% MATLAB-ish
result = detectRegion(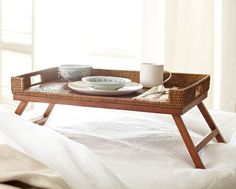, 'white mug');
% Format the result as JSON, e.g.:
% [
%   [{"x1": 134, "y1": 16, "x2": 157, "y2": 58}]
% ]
[{"x1": 140, "y1": 63, "x2": 172, "y2": 88}]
